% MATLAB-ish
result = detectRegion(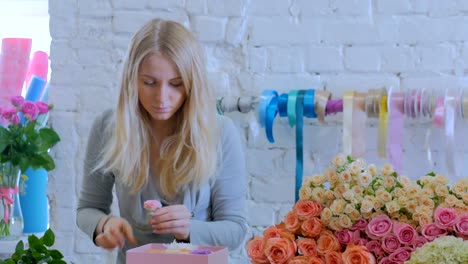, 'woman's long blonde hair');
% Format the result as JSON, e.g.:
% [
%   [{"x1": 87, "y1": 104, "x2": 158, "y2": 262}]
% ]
[{"x1": 96, "y1": 19, "x2": 219, "y2": 199}]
